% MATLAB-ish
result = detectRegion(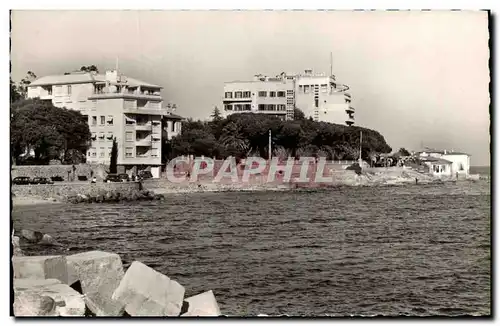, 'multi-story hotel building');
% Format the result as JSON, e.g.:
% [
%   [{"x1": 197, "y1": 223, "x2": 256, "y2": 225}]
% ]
[
  {"x1": 27, "y1": 69, "x2": 175, "y2": 178},
  {"x1": 222, "y1": 69, "x2": 354, "y2": 126}
]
